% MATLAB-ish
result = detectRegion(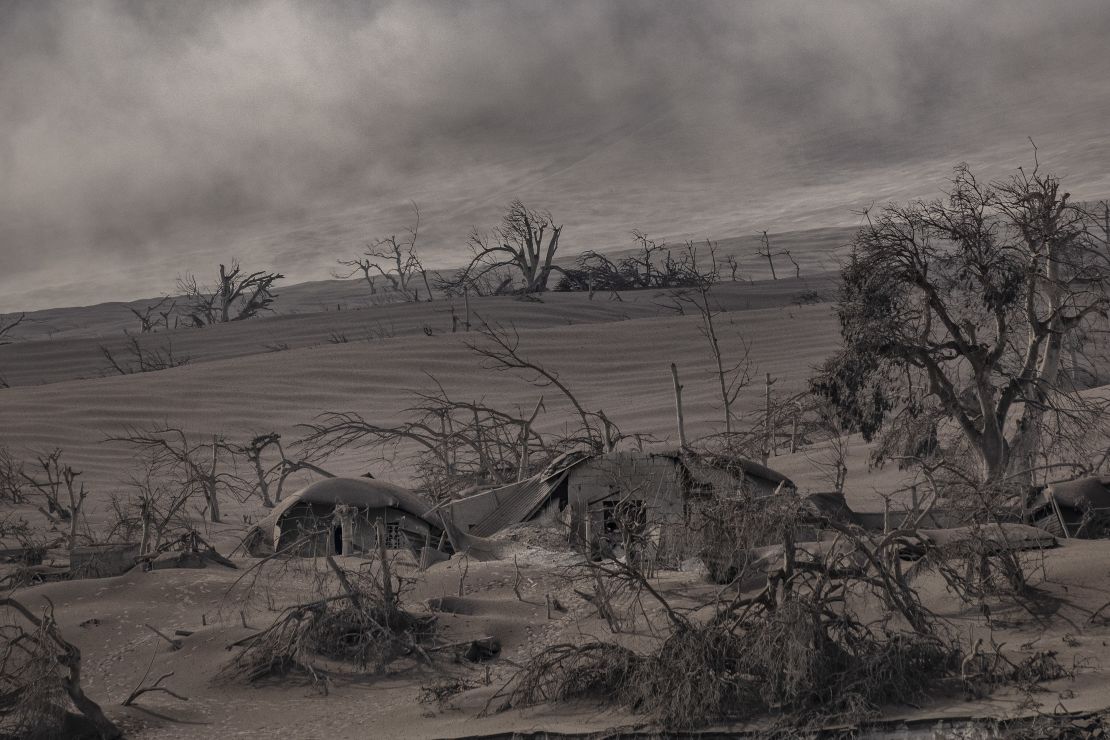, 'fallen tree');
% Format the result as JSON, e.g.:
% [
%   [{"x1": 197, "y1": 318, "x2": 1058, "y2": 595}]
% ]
[
  {"x1": 0, "y1": 597, "x2": 121, "y2": 739},
  {"x1": 493, "y1": 497, "x2": 1066, "y2": 730},
  {"x1": 222, "y1": 540, "x2": 434, "y2": 689}
]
